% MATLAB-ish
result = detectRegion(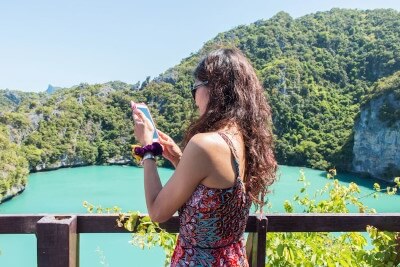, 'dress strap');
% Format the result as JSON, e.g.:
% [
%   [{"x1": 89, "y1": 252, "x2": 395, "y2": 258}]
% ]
[{"x1": 218, "y1": 132, "x2": 240, "y2": 178}]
